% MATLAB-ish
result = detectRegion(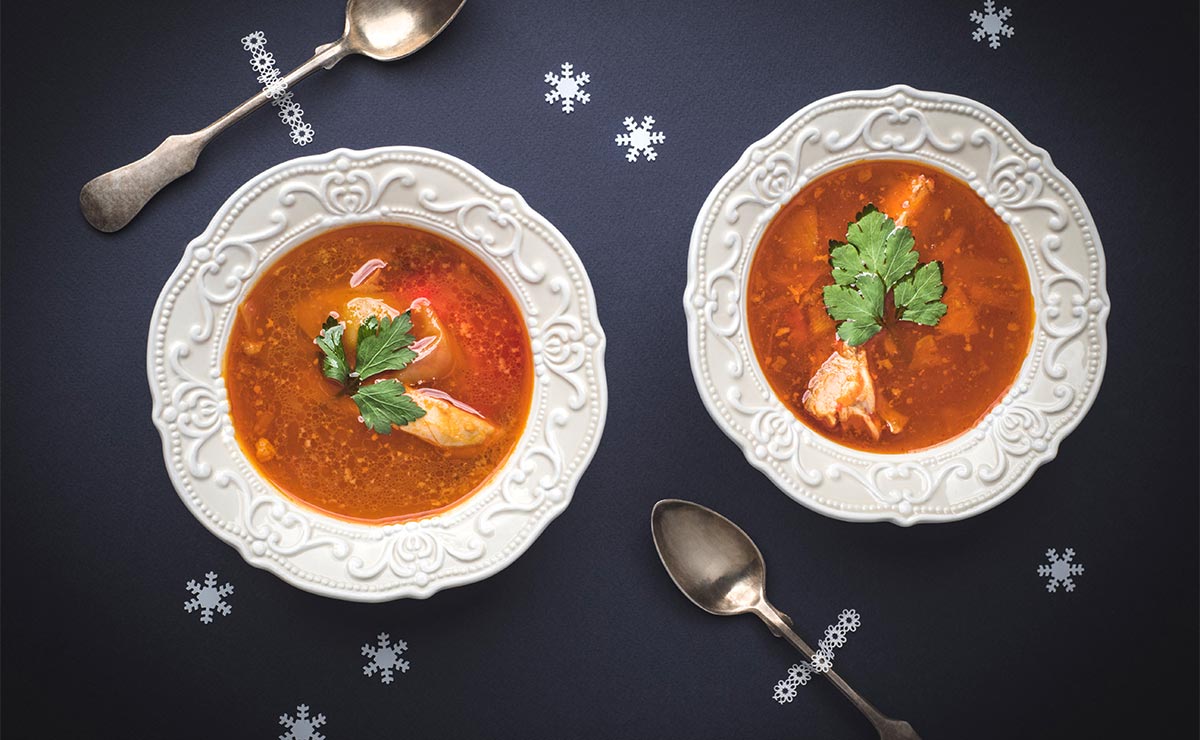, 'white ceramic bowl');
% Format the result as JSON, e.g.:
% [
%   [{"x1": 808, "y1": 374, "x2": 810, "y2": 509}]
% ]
[
  {"x1": 149, "y1": 147, "x2": 607, "y2": 599},
  {"x1": 684, "y1": 85, "x2": 1109, "y2": 525}
]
